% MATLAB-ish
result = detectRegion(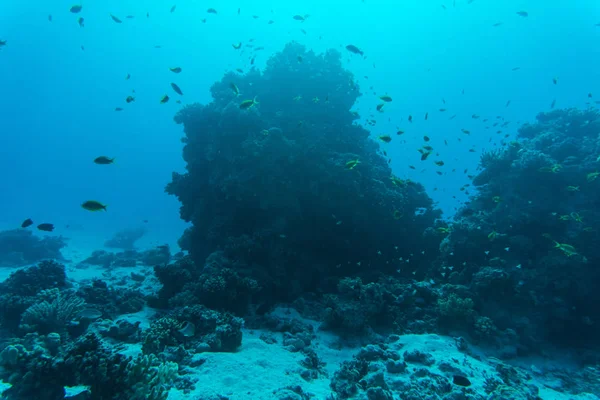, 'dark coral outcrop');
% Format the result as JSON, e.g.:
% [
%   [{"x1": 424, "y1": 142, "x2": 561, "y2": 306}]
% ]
[
  {"x1": 437, "y1": 108, "x2": 600, "y2": 350},
  {"x1": 165, "y1": 42, "x2": 441, "y2": 313}
]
